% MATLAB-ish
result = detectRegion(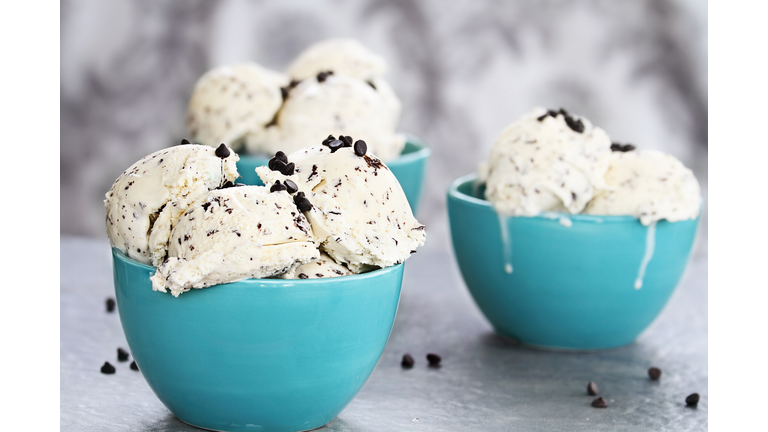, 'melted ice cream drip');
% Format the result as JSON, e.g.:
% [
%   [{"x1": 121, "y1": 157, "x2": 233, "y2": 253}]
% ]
[
  {"x1": 634, "y1": 221, "x2": 657, "y2": 289},
  {"x1": 498, "y1": 213, "x2": 513, "y2": 274}
]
